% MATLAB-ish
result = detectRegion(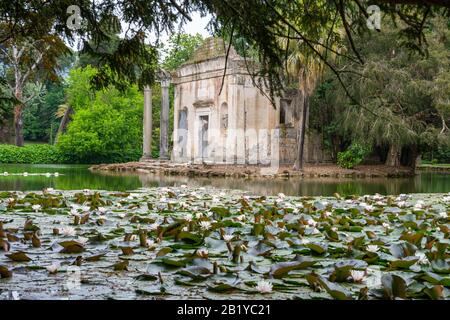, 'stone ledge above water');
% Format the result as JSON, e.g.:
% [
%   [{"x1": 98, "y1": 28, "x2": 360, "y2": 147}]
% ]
[{"x1": 90, "y1": 162, "x2": 416, "y2": 179}]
